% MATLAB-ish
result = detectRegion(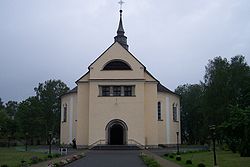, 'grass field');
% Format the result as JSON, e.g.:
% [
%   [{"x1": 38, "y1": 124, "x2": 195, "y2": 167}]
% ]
[
  {"x1": 0, "y1": 147, "x2": 47, "y2": 167},
  {"x1": 164, "y1": 150, "x2": 250, "y2": 167}
]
